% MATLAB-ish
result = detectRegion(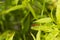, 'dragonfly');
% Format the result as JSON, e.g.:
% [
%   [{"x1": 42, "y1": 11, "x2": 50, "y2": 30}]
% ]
[{"x1": 31, "y1": 23, "x2": 40, "y2": 27}]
